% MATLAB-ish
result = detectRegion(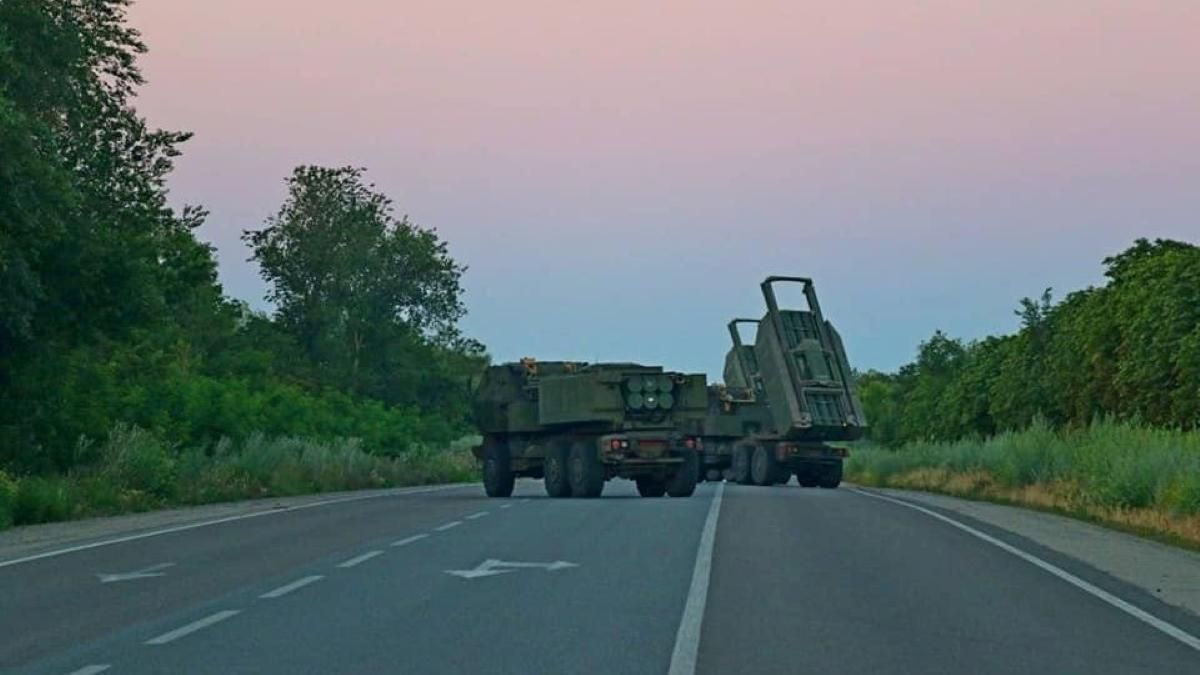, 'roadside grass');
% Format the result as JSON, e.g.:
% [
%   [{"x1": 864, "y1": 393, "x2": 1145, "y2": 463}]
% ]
[
  {"x1": 0, "y1": 426, "x2": 480, "y2": 531},
  {"x1": 846, "y1": 419, "x2": 1200, "y2": 548}
]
